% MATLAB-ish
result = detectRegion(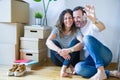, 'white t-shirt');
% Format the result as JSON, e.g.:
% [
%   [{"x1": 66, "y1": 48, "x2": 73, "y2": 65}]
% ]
[
  {"x1": 81, "y1": 20, "x2": 100, "y2": 39},
  {"x1": 81, "y1": 19, "x2": 101, "y2": 58}
]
